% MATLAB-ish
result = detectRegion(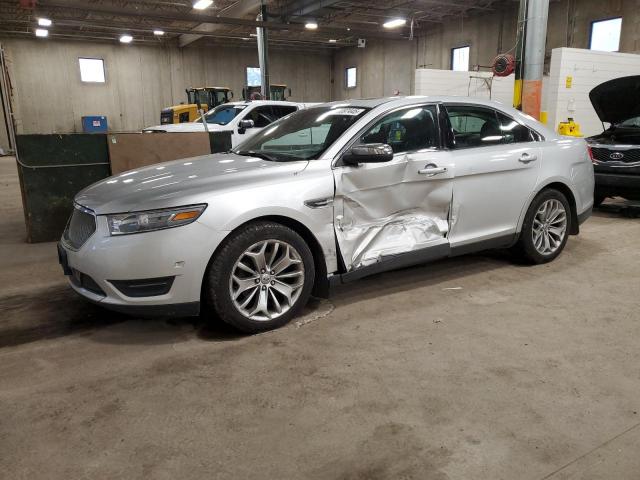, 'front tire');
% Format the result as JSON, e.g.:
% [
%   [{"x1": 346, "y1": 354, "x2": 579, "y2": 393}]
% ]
[
  {"x1": 513, "y1": 189, "x2": 571, "y2": 264},
  {"x1": 204, "y1": 222, "x2": 315, "y2": 333}
]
